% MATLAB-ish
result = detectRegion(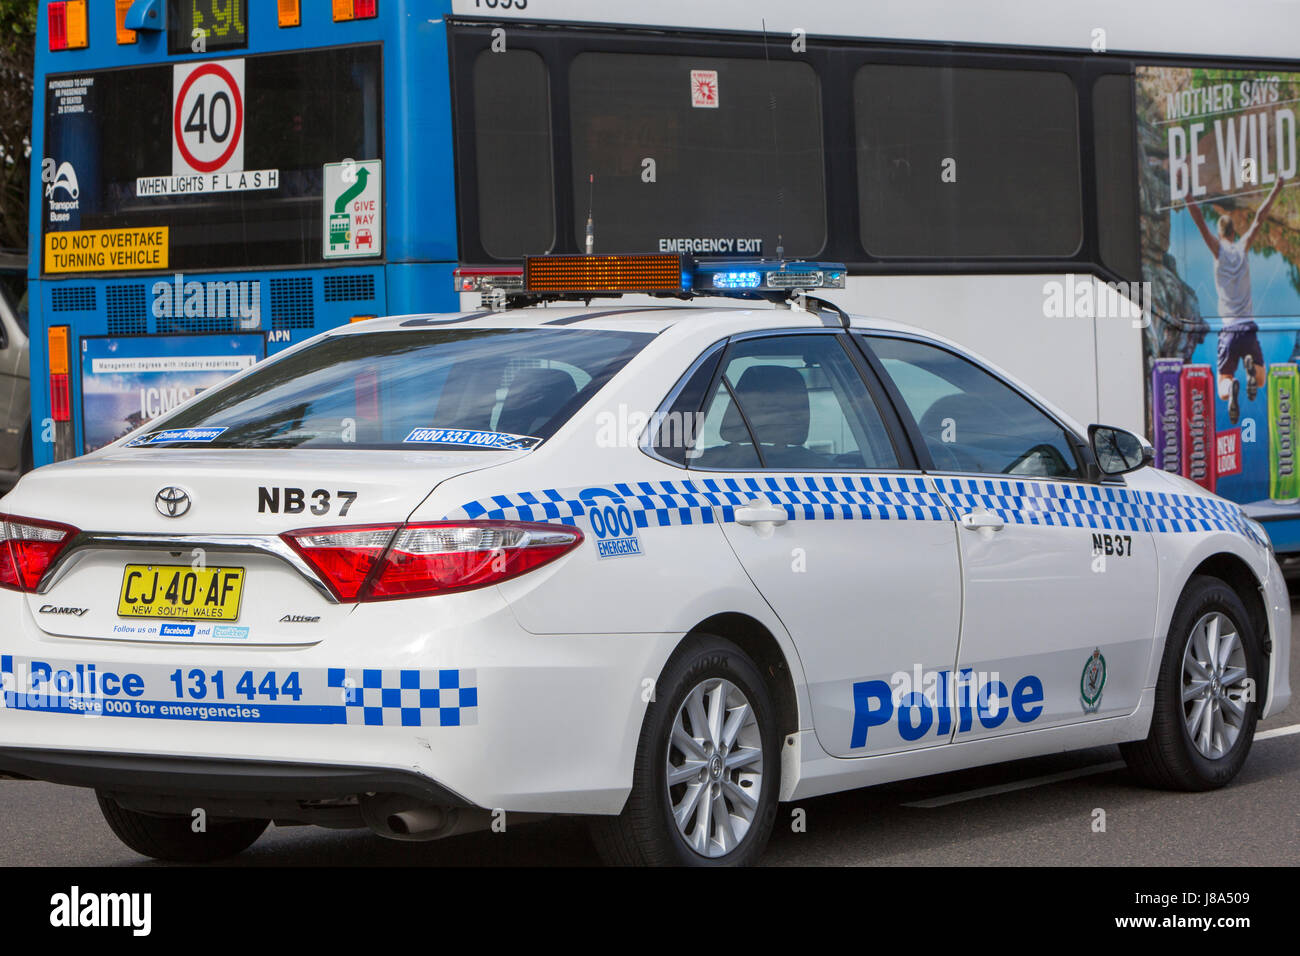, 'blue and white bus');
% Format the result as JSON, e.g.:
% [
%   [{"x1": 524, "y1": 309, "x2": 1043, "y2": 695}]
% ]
[{"x1": 27, "y1": 0, "x2": 1300, "y2": 553}]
